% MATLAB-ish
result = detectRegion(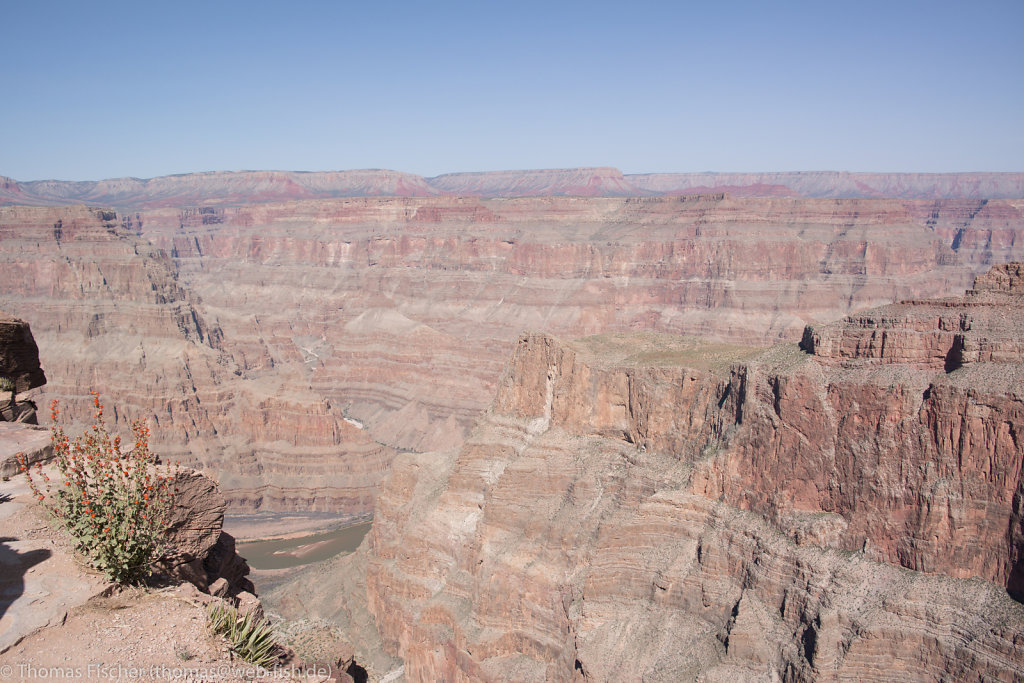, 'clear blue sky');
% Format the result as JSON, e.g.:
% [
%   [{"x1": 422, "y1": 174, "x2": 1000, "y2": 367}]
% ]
[{"x1": 2, "y1": 0, "x2": 1022, "y2": 181}]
